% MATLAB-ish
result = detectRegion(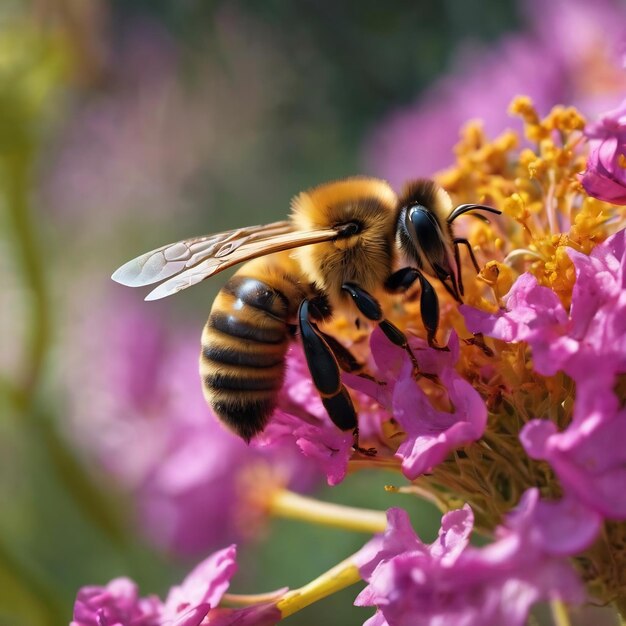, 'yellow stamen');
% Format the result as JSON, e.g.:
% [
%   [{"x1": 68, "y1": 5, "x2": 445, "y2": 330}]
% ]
[
  {"x1": 276, "y1": 555, "x2": 362, "y2": 618},
  {"x1": 269, "y1": 489, "x2": 387, "y2": 534}
]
